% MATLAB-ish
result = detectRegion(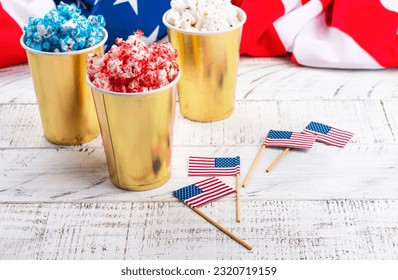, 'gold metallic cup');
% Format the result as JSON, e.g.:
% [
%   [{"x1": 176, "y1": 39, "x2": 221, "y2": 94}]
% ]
[
  {"x1": 20, "y1": 29, "x2": 108, "y2": 145},
  {"x1": 163, "y1": 7, "x2": 246, "y2": 122},
  {"x1": 87, "y1": 72, "x2": 180, "y2": 191}
]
